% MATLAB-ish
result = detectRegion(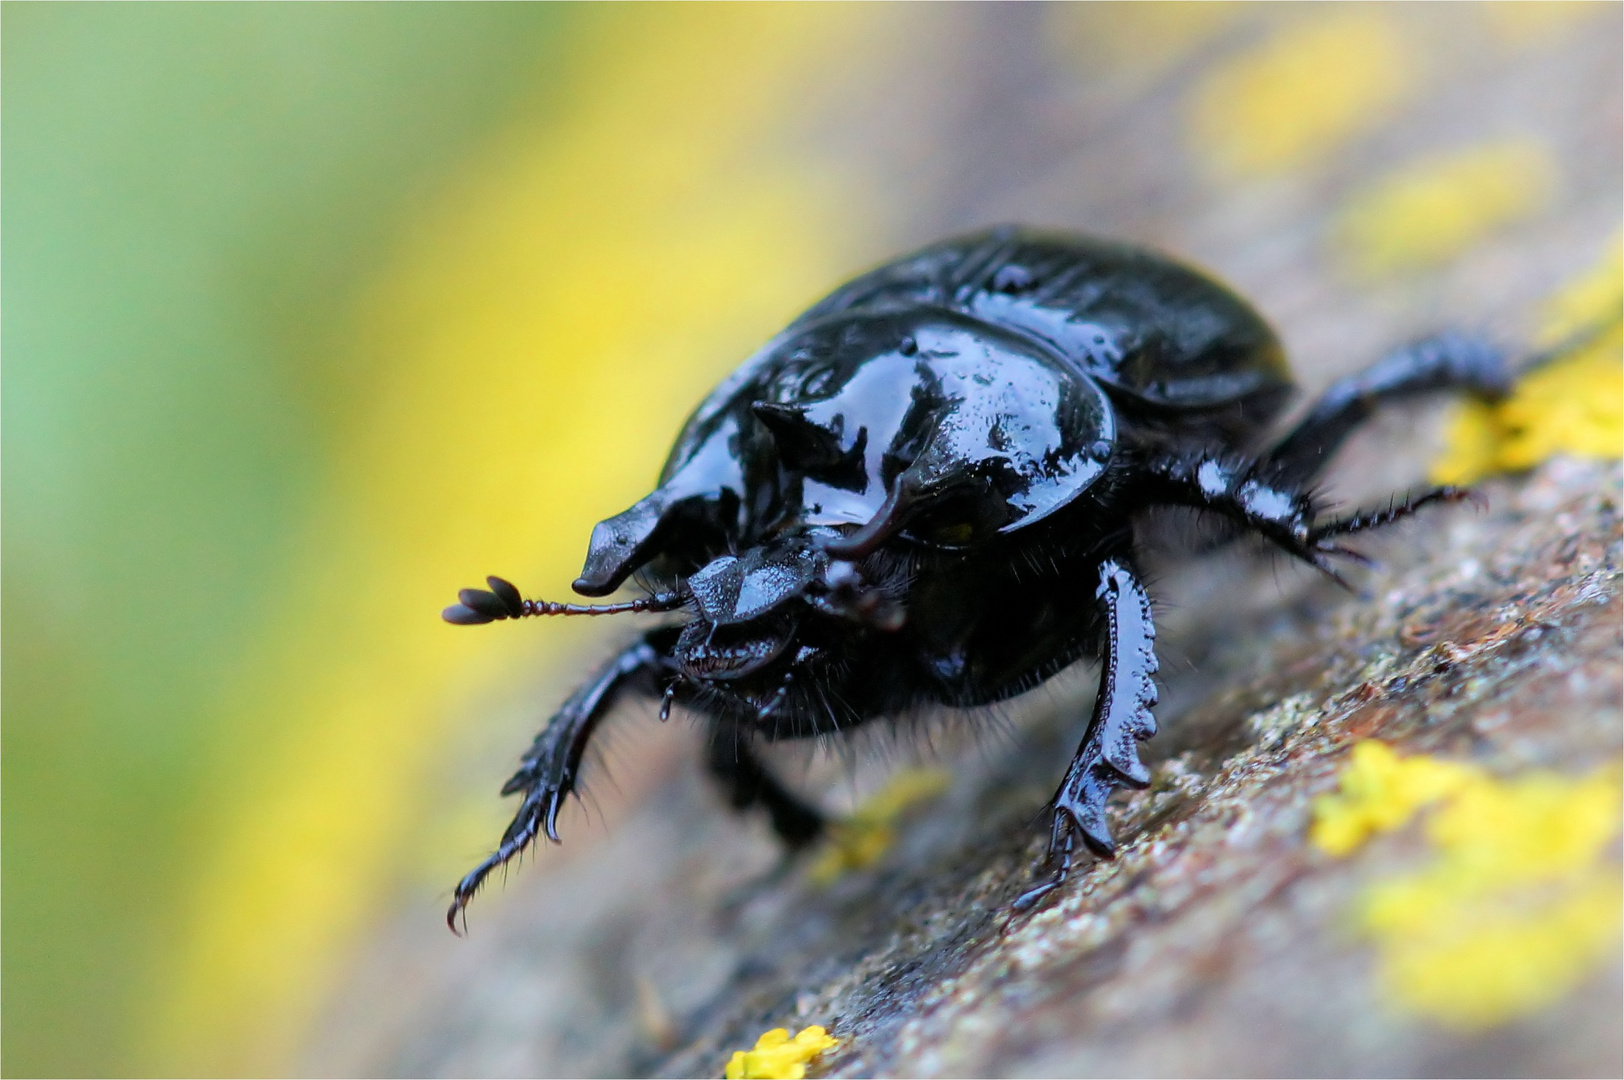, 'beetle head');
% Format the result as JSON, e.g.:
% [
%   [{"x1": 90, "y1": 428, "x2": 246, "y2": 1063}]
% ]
[{"x1": 671, "y1": 531, "x2": 905, "y2": 687}]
